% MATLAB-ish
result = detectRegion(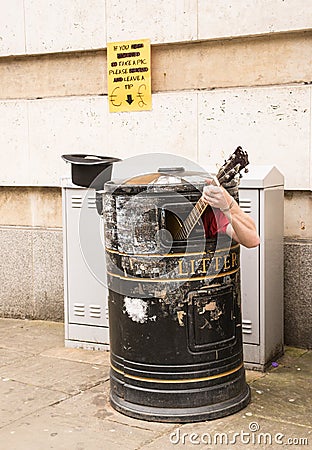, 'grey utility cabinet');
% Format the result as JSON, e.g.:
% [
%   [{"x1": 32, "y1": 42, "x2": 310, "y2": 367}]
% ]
[
  {"x1": 239, "y1": 165, "x2": 284, "y2": 370},
  {"x1": 62, "y1": 178, "x2": 109, "y2": 350}
]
